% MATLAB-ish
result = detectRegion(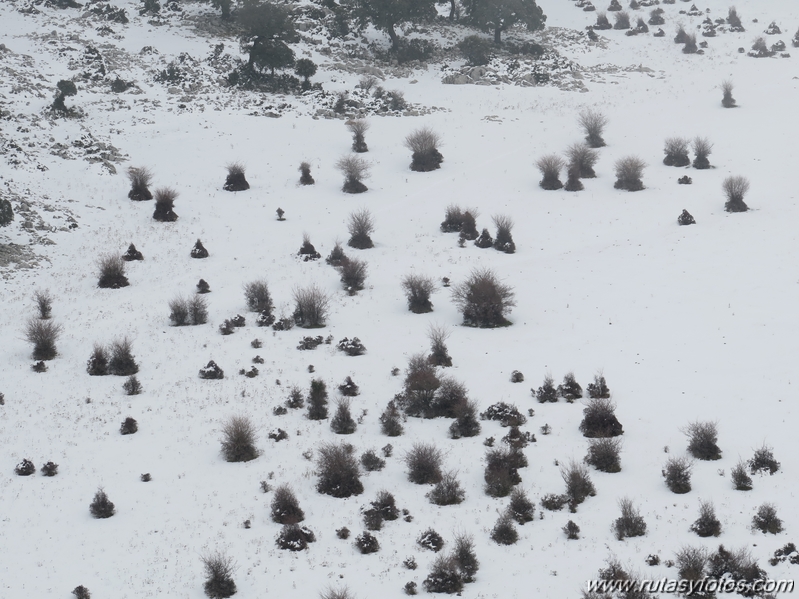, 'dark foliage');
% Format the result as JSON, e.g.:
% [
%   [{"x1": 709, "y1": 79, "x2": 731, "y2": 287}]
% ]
[
  {"x1": 678, "y1": 209, "x2": 696, "y2": 225},
  {"x1": 427, "y1": 325, "x2": 452, "y2": 367},
  {"x1": 52, "y1": 79, "x2": 78, "y2": 115},
  {"x1": 405, "y1": 443, "x2": 444, "y2": 485},
  {"x1": 293, "y1": 285, "x2": 330, "y2": 328},
  {"x1": 491, "y1": 516, "x2": 519, "y2": 545},
  {"x1": 406, "y1": 127, "x2": 443, "y2": 172},
  {"x1": 197, "y1": 279, "x2": 211, "y2": 294},
  {"x1": 566, "y1": 143, "x2": 599, "y2": 178},
  {"x1": 510, "y1": 370, "x2": 524, "y2": 383},
  {"x1": 297, "y1": 335, "x2": 323, "y2": 350},
  {"x1": 340, "y1": 259, "x2": 367, "y2": 294},
  {"x1": 562, "y1": 460, "x2": 596, "y2": 511},
  {"x1": 336, "y1": 156, "x2": 369, "y2": 193},
  {"x1": 459, "y1": 34, "x2": 492, "y2": 65},
  {"x1": 449, "y1": 399, "x2": 481, "y2": 439},
  {"x1": 127, "y1": 166, "x2": 153, "y2": 202},
  {"x1": 337, "y1": 337, "x2": 367, "y2": 356},
  {"x1": 191, "y1": 239, "x2": 209, "y2": 259},
  {"x1": 502, "y1": 425, "x2": 534, "y2": 449},
  {"x1": 492, "y1": 214, "x2": 516, "y2": 253},
  {"x1": 276, "y1": 524, "x2": 316, "y2": 551},
  {"x1": 452, "y1": 533, "x2": 479, "y2": 582},
  {"x1": 380, "y1": 400, "x2": 404, "y2": 436},
  {"x1": 72, "y1": 586, "x2": 91, "y2": 599},
  {"x1": 401, "y1": 274, "x2": 436, "y2": 313},
  {"x1": 428, "y1": 471, "x2": 465, "y2": 506},
  {"x1": 676, "y1": 546, "x2": 708, "y2": 584},
  {"x1": 153, "y1": 187, "x2": 178, "y2": 222},
  {"x1": 423, "y1": 554, "x2": 464, "y2": 594},
  {"x1": 691, "y1": 501, "x2": 722, "y2": 537},
  {"x1": 317, "y1": 442, "x2": 363, "y2": 498},
  {"x1": 563, "y1": 166, "x2": 583, "y2": 192},
  {"x1": 399, "y1": 354, "x2": 441, "y2": 417},
  {"x1": 336, "y1": 527, "x2": 350, "y2": 540},
  {"x1": 223, "y1": 162, "x2": 249, "y2": 192},
  {"x1": 123, "y1": 243, "x2": 143, "y2": 261},
  {"x1": 586, "y1": 437, "x2": 622, "y2": 473},
  {"x1": 199, "y1": 360, "x2": 224, "y2": 380},
  {"x1": 580, "y1": 397, "x2": 623, "y2": 437},
  {"x1": 663, "y1": 137, "x2": 690, "y2": 167},
  {"x1": 535, "y1": 375, "x2": 558, "y2": 403},
  {"x1": 674, "y1": 24, "x2": 688, "y2": 43},
  {"x1": 558, "y1": 372, "x2": 583, "y2": 401},
  {"x1": 587, "y1": 374, "x2": 610, "y2": 398},
  {"x1": 721, "y1": 80, "x2": 736, "y2": 108},
  {"x1": 347, "y1": 208, "x2": 375, "y2": 250},
  {"x1": 271, "y1": 484, "x2": 305, "y2": 524},
  {"x1": 613, "y1": 10, "x2": 630, "y2": 29},
  {"x1": 307, "y1": 379, "x2": 329, "y2": 420},
  {"x1": 15, "y1": 459, "x2": 35, "y2": 476},
  {"x1": 418, "y1": 528, "x2": 445, "y2": 552},
  {"x1": 363, "y1": 490, "x2": 400, "y2": 531},
  {"x1": 723, "y1": 176, "x2": 750, "y2": 213},
  {"x1": 594, "y1": 12, "x2": 612, "y2": 29},
  {"x1": 41, "y1": 461, "x2": 58, "y2": 476},
  {"x1": 347, "y1": 119, "x2": 369, "y2": 153},
  {"x1": 89, "y1": 488, "x2": 116, "y2": 518},
  {"x1": 579, "y1": 110, "x2": 608, "y2": 148},
  {"x1": 201, "y1": 551, "x2": 236, "y2": 598},
  {"x1": 541, "y1": 493, "x2": 569, "y2": 511},
  {"x1": 614, "y1": 156, "x2": 646, "y2": 191},
  {"x1": 299, "y1": 234, "x2": 322, "y2": 260},
  {"x1": 338, "y1": 376, "x2": 359, "y2": 396},
  {"x1": 648, "y1": 7, "x2": 665, "y2": 25},
  {"x1": 614, "y1": 497, "x2": 646, "y2": 539},
  {"x1": 299, "y1": 161, "x2": 315, "y2": 185},
  {"x1": 120, "y1": 416, "x2": 138, "y2": 435},
  {"x1": 355, "y1": 531, "x2": 379, "y2": 554},
  {"x1": 507, "y1": 487, "x2": 535, "y2": 524},
  {"x1": 663, "y1": 456, "x2": 692, "y2": 494},
  {"x1": 685, "y1": 421, "x2": 721, "y2": 460},
  {"x1": 731, "y1": 460, "x2": 753, "y2": 490},
  {"x1": 220, "y1": 415, "x2": 258, "y2": 462},
  {"x1": 536, "y1": 154, "x2": 565, "y2": 190},
  {"x1": 682, "y1": 33, "x2": 698, "y2": 54},
  {"x1": 97, "y1": 254, "x2": 129, "y2": 289},
  {"x1": 480, "y1": 402, "x2": 526, "y2": 427},
  {"x1": 32, "y1": 289, "x2": 53, "y2": 320},
  {"x1": 451, "y1": 267, "x2": 515, "y2": 327},
  {"x1": 87, "y1": 343, "x2": 109, "y2": 375},
  {"x1": 32, "y1": 361, "x2": 48, "y2": 373},
  {"x1": 692, "y1": 137, "x2": 713, "y2": 169},
  {"x1": 326, "y1": 241, "x2": 347, "y2": 267},
  {"x1": 749, "y1": 444, "x2": 780, "y2": 475},
  {"x1": 0, "y1": 198, "x2": 13, "y2": 227},
  {"x1": 484, "y1": 447, "x2": 523, "y2": 497},
  {"x1": 563, "y1": 520, "x2": 580, "y2": 540},
  {"x1": 109, "y1": 337, "x2": 139, "y2": 376},
  {"x1": 331, "y1": 399, "x2": 357, "y2": 434},
  {"x1": 360, "y1": 449, "x2": 386, "y2": 472},
  {"x1": 474, "y1": 228, "x2": 493, "y2": 249},
  {"x1": 708, "y1": 545, "x2": 767, "y2": 592}
]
